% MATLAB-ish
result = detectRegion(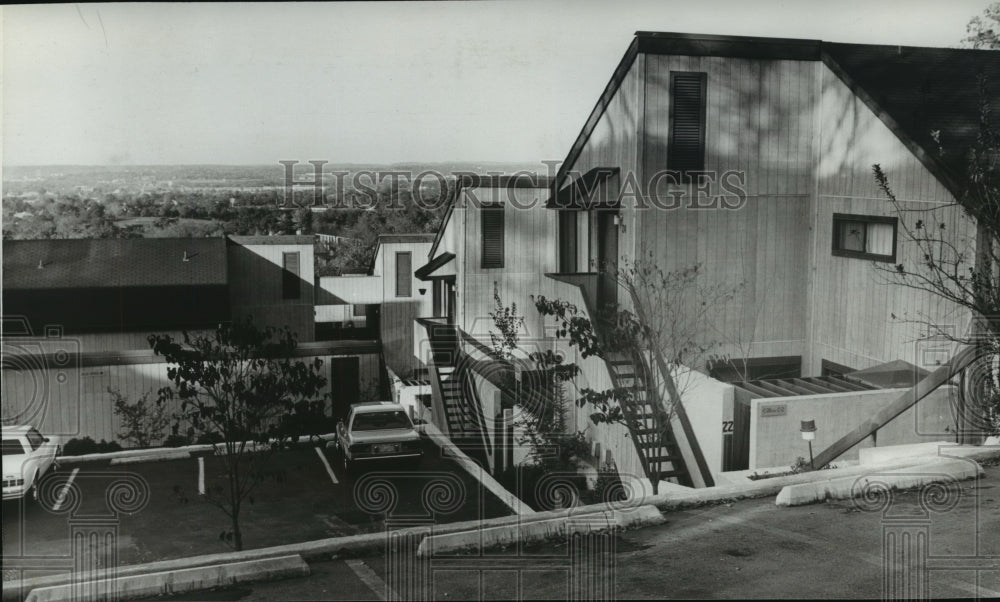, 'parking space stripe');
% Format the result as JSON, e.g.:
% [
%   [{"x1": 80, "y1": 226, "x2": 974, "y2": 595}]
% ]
[
  {"x1": 314, "y1": 446, "x2": 339, "y2": 485},
  {"x1": 346, "y1": 559, "x2": 397, "y2": 601},
  {"x1": 52, "y1": 468, "x2": 79, "y2": 512},
  {"x1": 198, "y1": 457, "x2": 205, "y2": 495}
]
